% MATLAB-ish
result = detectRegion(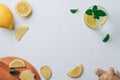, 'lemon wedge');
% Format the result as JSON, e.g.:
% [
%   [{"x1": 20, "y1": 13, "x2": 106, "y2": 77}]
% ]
[
  {"x1": 15, "y1": 0, "x2": 32, "y2": 17},
  {"x1": 84, "y1": 14, "x2": 107, "y2": 29},
  {"x1": 15, "y1": 26, "x2": 29, "y2": 41},
  {"x1": 0, "y1": 4, "x2": 14, "y2": 30},
  {"x1": 40, "y1": 66, "x2": 52, "y2": 79},
  {"x1": 20, "y1": 70, "x2": 35, "y2": 80},
  {"x1": 67, "y1": 64, "x2": 83, "y2": 78},
  {"x1": 9, "y1": 59, "x2": 25, "y2": 68}
]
